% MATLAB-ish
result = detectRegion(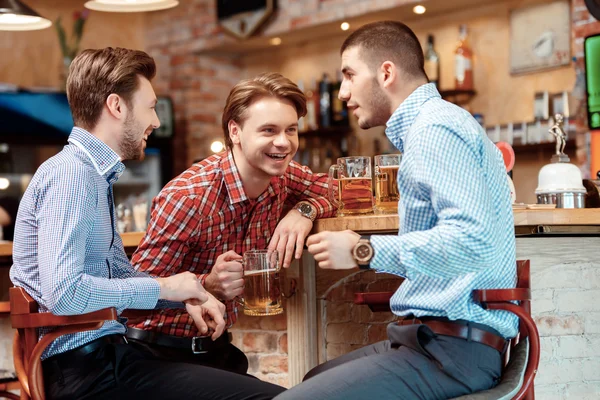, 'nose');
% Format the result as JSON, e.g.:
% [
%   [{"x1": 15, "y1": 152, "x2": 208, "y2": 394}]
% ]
[
  {"x1": 152, "y1": 110, "x2": 161, "y2": 130},
  {"x1": 338, "y1": 78, "x2": 350, "y2": 102},
  {"x1": 273, "y1": 131, "x2": 290, "y2": 148}
]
